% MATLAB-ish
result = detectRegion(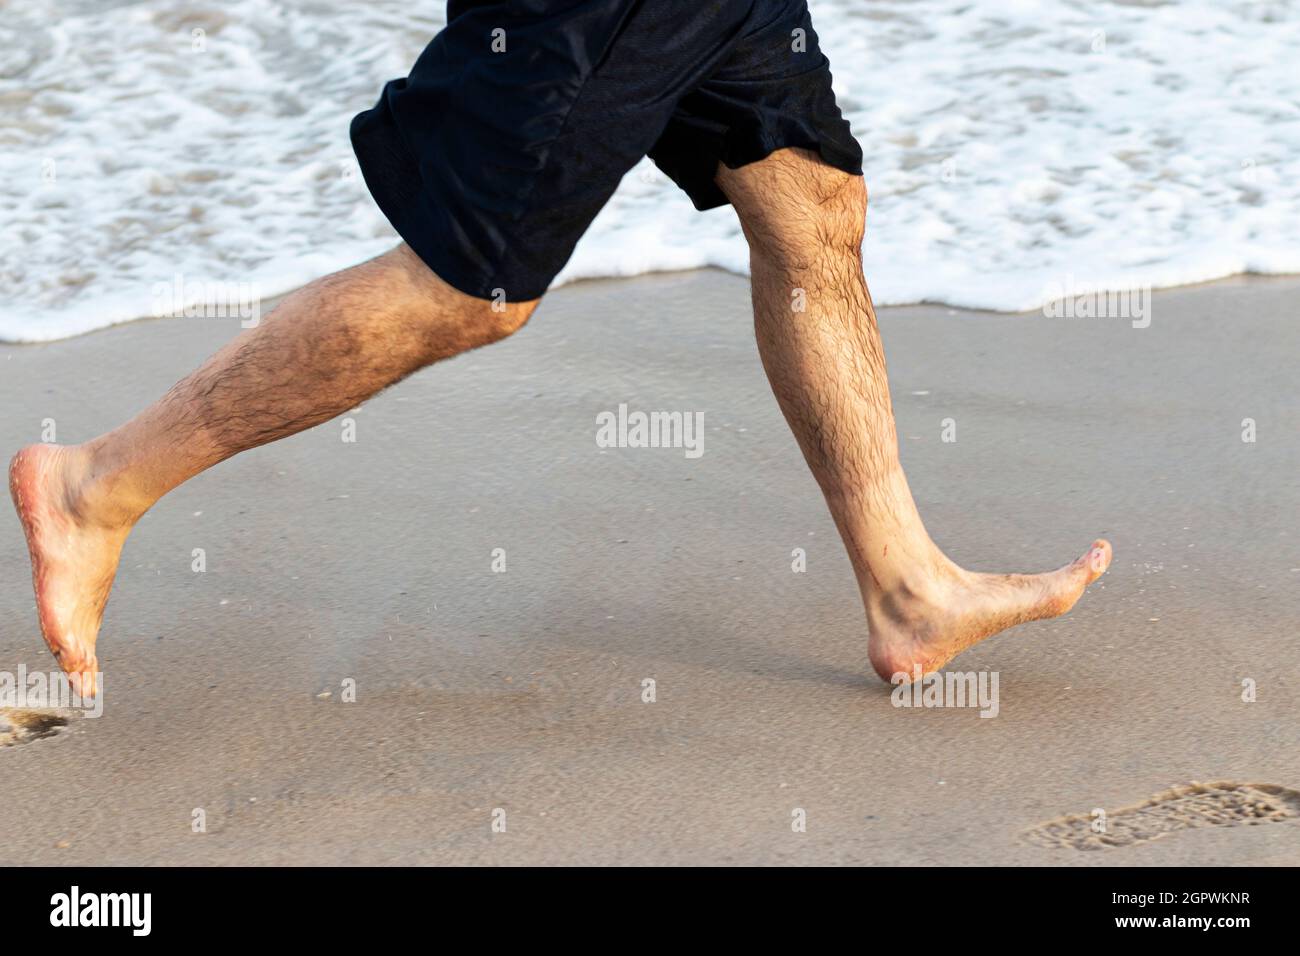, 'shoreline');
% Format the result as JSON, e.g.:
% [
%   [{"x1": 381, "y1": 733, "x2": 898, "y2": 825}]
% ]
[{"x1": 5, "y1": 265, "x2": 1300, "y2": 346}]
